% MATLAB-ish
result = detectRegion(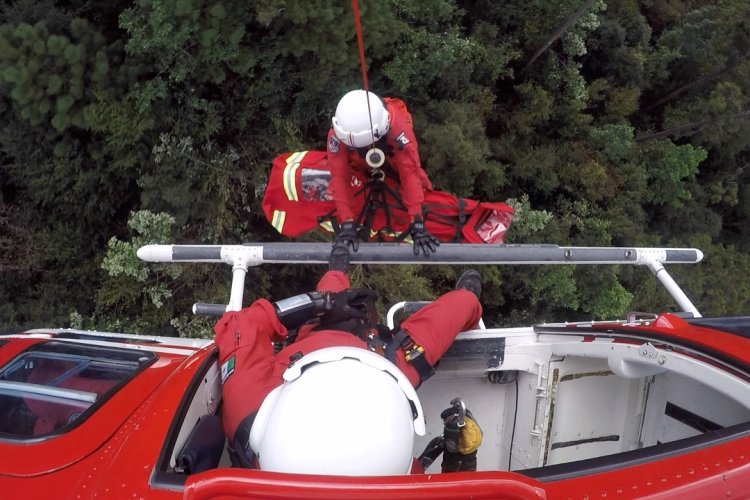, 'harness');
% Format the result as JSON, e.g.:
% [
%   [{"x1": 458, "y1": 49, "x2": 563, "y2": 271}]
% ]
[
  {"x1": 358, "y1": 173, "x2": 406, "y2": 240},
  {"x1": 320, "y1": 138, "x2": 413, "y2": 241},
  {"x1": 355, "y1": 142, "x2": 408, "y2": 241},
  {"x1": 229, "y1": 412, "x2": 258, "y2": 468},
  {"x1": 312, "y1": 316, "x2": 435, "y2": 386},
  {"x1": 317, "y1": 164, "x2": 406, "y2": 243},
  {"x1": 384, "y1": 329, "x2": 435, "y2": 387}
]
